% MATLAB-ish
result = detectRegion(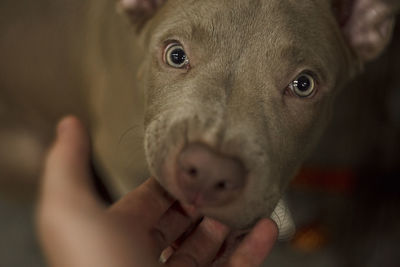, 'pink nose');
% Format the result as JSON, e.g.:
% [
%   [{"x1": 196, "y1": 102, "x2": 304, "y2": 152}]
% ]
[{"x1": 176, "y1": 143, "x2": 246, "y2": 206}]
